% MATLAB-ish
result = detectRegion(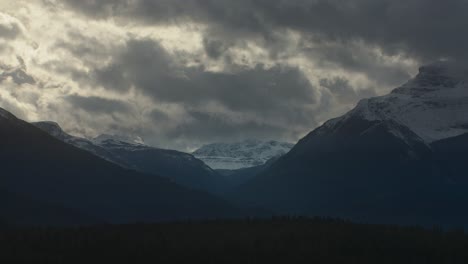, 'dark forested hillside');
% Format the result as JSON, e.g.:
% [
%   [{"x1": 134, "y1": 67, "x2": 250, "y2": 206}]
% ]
[
  {"x1": 2, "y1": 218, "x2": 467, "y2": 264},
  {"x1": 232, "y1": 117, "x2": 468, "y2": 226},
  {"x1": 0, "y1": 108, "x2": 242, "y2": 225}
]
